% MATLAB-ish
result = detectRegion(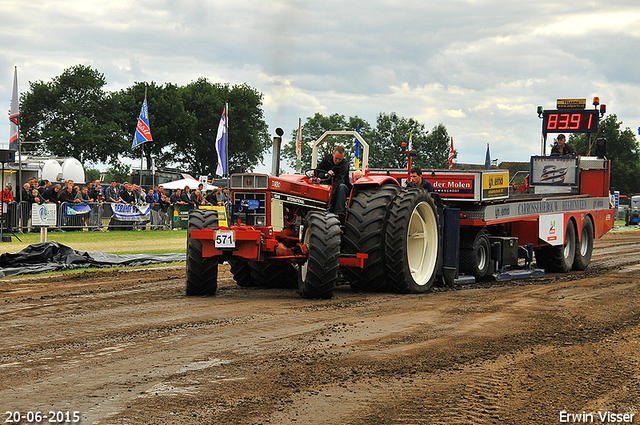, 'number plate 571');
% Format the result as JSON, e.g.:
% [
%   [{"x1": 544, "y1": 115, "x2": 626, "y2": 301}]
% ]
[{"x1": 215, "y1": 230, "x2": 235, "y2": 248}]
